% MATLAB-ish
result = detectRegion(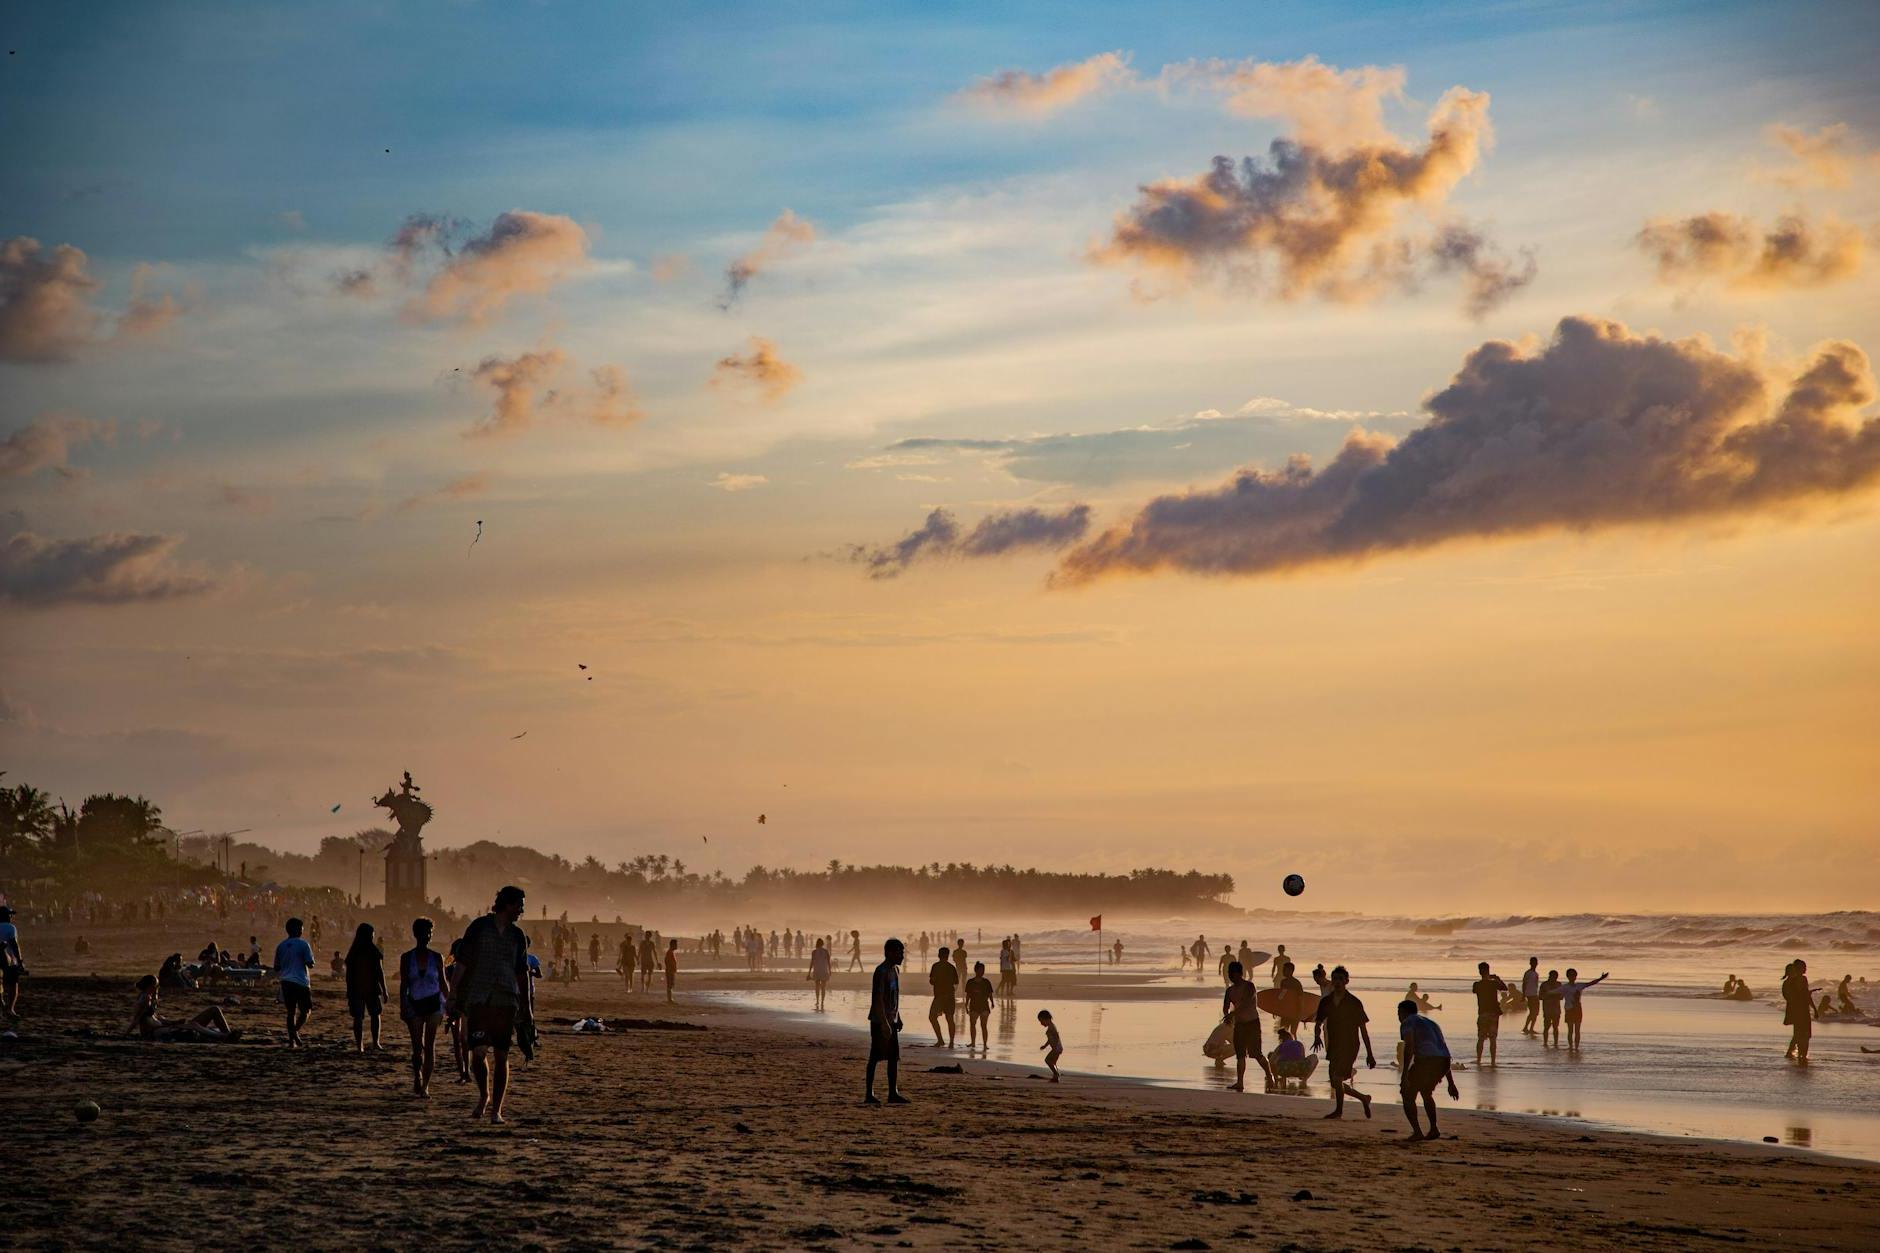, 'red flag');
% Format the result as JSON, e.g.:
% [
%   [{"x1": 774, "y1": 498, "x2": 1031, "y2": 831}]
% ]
[{"x1": 1089, "y1": 914, "x2": 1101, "y2": 931}]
